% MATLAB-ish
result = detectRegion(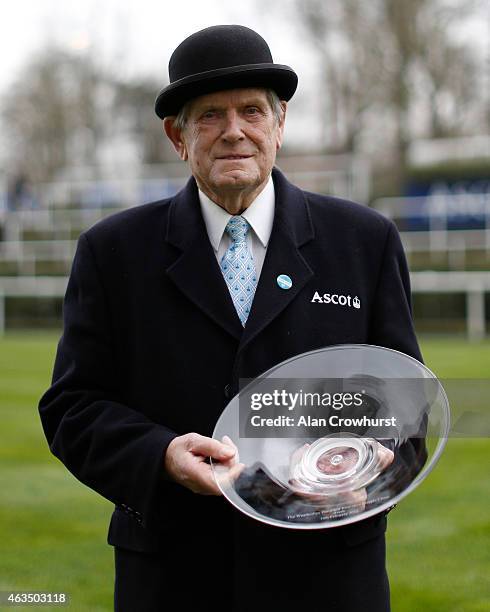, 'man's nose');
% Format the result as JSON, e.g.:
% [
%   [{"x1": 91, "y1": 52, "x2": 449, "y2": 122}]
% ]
[{"x1": 221, "y1": 110, "x2": 245, "y2": 142}]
